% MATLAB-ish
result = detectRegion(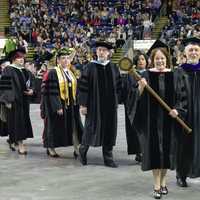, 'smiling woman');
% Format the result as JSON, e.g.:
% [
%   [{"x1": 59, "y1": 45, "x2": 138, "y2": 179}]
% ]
[
  {"x1": 150, "y1": 48, "x2": 171, "y2": 72},
  {"x1": 41, "y1": 47, "x2": 83, "y2": 158},
  {"x1": 127, "y1": 40, "x2": 189, "y2": 199}
]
